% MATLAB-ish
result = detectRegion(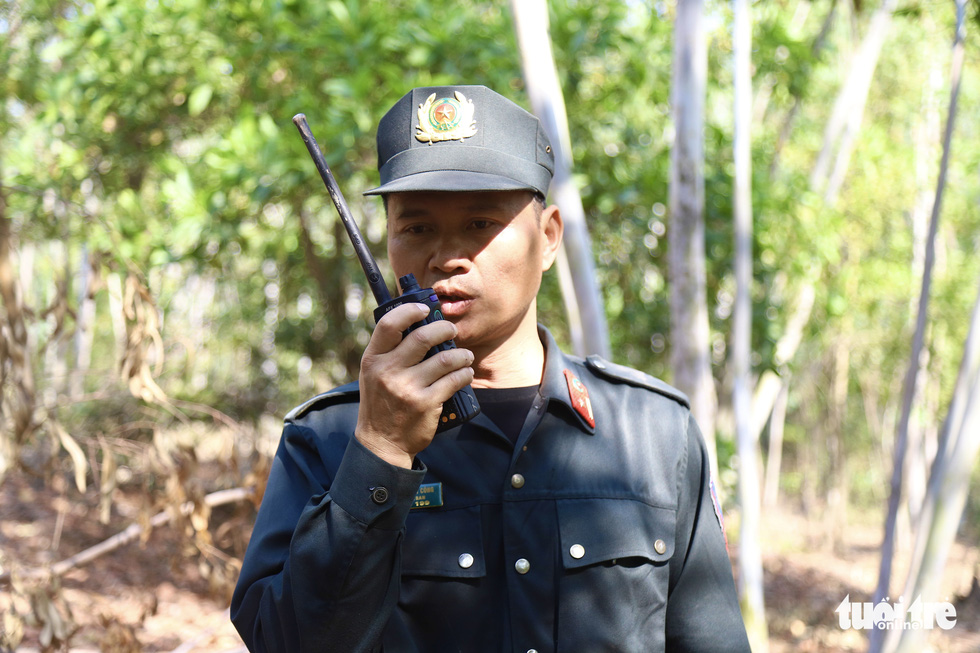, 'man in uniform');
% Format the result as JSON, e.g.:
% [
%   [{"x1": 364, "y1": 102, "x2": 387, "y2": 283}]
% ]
[{"x1": 231, "y1": 84, "x2": 751, "y2": 652}]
